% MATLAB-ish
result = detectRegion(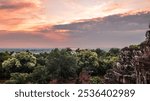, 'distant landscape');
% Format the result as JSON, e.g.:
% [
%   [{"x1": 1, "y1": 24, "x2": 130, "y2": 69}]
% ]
[
  {"x1": 0, "y1": 28, "x2": 150, "y2": 84},
  {"x1": 0, "y1": 48, "x2": 53, "y2": 54},
  {"x1": 0, "y1": 0, "x2": 150, "y2": 84}
]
